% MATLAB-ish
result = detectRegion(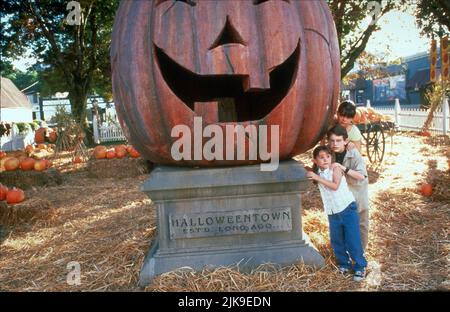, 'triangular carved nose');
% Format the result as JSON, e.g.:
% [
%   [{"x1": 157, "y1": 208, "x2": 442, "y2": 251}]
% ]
[{"x1": 209, "y1": 16, "x2": 246, "y2": 50}]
